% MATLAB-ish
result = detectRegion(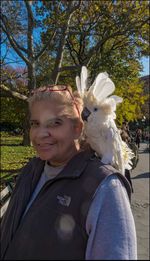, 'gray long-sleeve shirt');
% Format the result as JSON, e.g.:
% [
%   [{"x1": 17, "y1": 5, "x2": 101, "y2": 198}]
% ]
[{"x1": 24, "y1": 162, "x2": 137, "y2": 260}]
